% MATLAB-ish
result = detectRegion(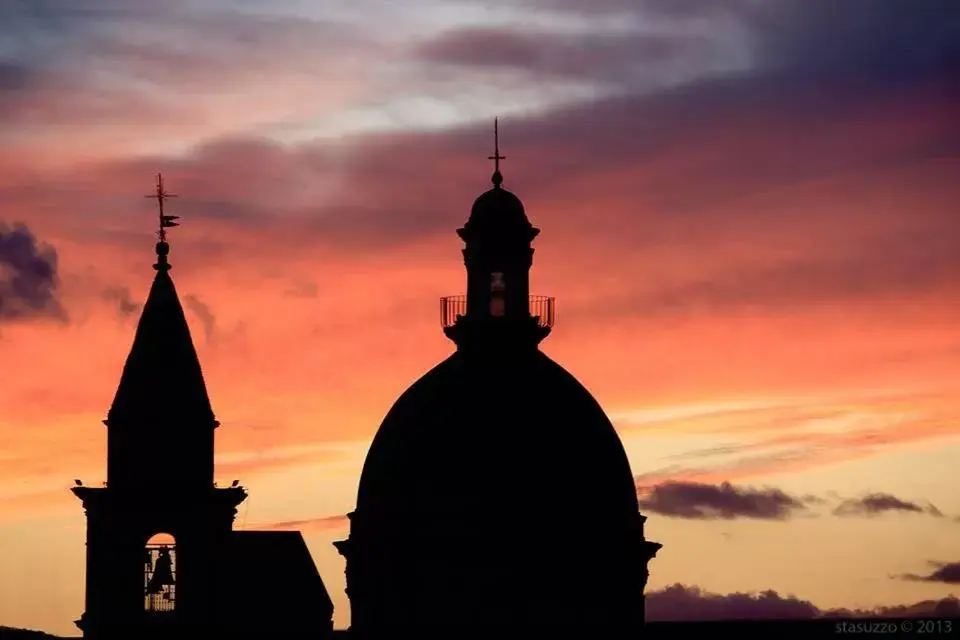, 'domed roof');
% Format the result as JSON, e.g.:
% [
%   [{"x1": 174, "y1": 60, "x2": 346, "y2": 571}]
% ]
[
  {"x1": 460, "y1": 185, "x2": 535, "y2": 240},
  {"x1": 355, "y1": 350, "x2": 639, "y2": 523}
]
